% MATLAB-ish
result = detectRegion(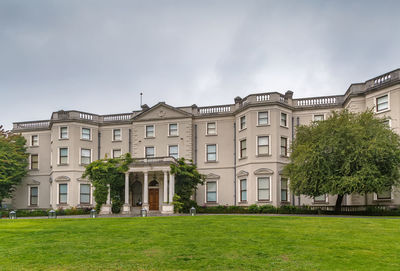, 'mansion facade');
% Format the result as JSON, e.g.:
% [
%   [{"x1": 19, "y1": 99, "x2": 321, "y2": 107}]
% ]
[{"x1": 8, "y1": 68, "x2": 400, "y2": 213}]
